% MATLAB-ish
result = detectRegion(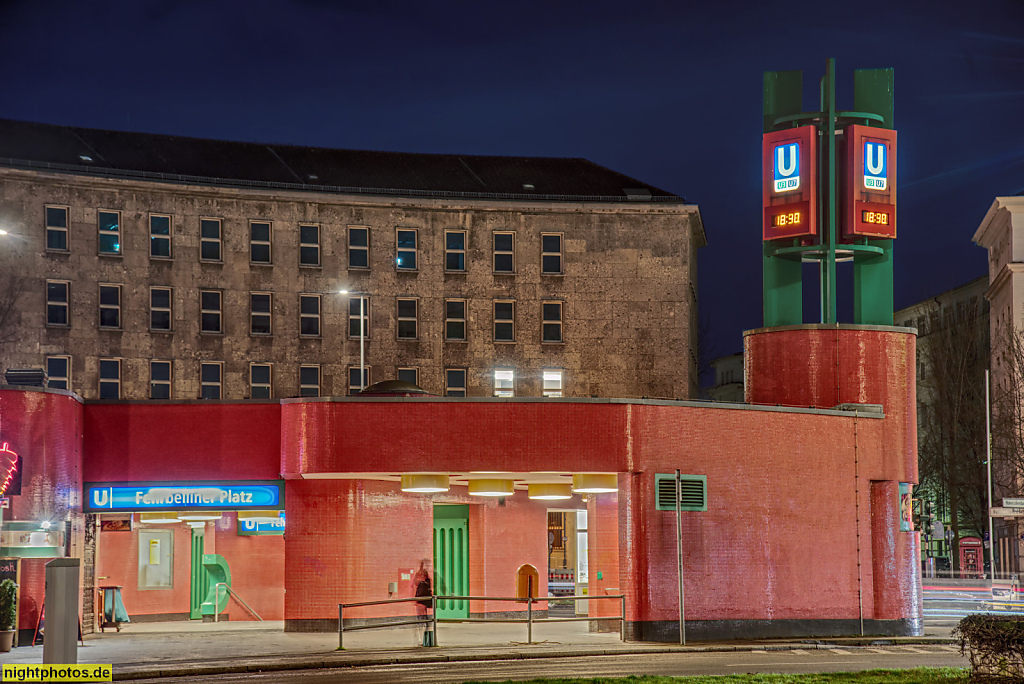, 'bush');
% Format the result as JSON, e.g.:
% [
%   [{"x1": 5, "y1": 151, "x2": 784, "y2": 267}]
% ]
[
  {"x1": 955, "y1": 613, "x2": 1024, "y2": 682},
  {"x1": 0, "y1": 579, "x2": 15, "y2": 631}
]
